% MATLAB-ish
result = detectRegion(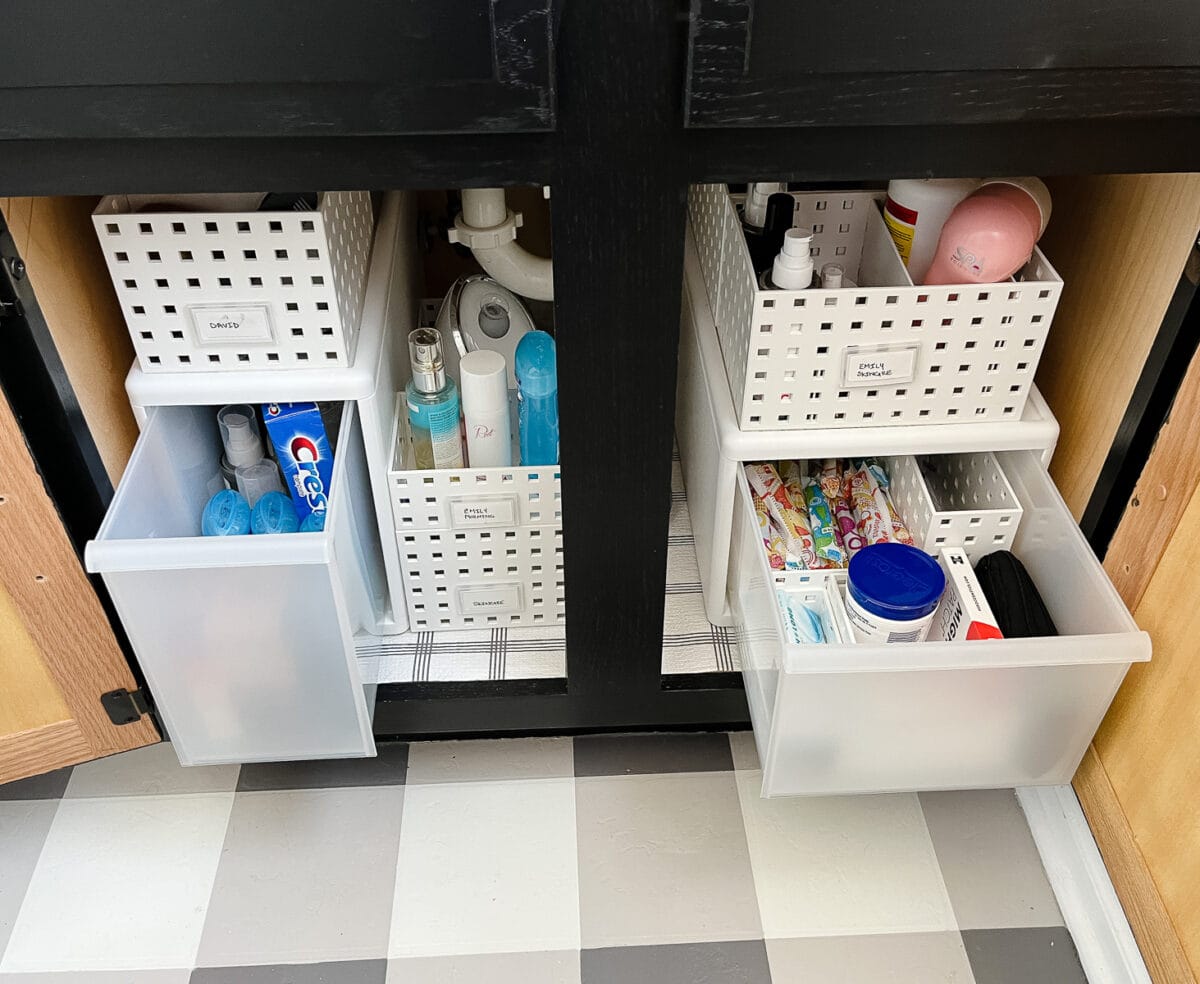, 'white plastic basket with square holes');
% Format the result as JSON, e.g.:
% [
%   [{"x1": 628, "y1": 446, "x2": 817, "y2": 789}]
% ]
[
  {"x1": 688, "y1": 184, "x2": 1063, "y2": 431},
  {"x1": 885, "y1": 452, "x2": 1023, "y2": 562},
  {"x1": 92, "y1": 192, "x2": 374, "y2": 373},
  {"x1": 389, "y1": 406, "x2": 563, "y2": 631}
]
